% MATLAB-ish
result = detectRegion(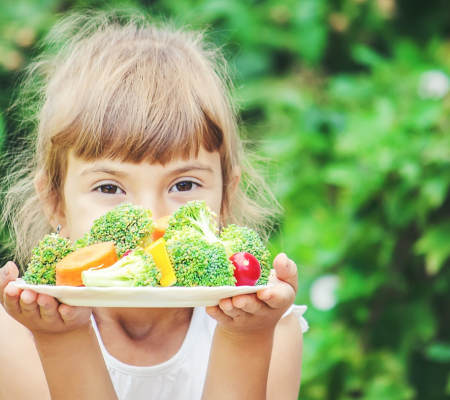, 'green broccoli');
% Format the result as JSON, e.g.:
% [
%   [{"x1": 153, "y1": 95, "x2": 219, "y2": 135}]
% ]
[
  {"x1": 165, "y1": 200, "x2": 272, "y2": 286},
  {"x1": 74, "y1": 233, "x2": 90, "y2": 249},
  {"x1": 164, "y1": 200, "x2": 219, "y2": 242},
  {"x1": 81, "y1": 249, "x2": 161, "y2": 287},
  {"x1": 88, "y1": 203, "x2": 156, "y2": 257},
  {"x1": 166, "y1": 227, "x2": 236, "y2": 287},
  {"x1": 23, "y1": 233, "x2": 75, "y2": 285},
  {"x1": 220, "y1": 225, "x2": 272, "y2": 285},
  {"x1": 164, "y1": 201, "x2": 236, "y2": 286}
]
